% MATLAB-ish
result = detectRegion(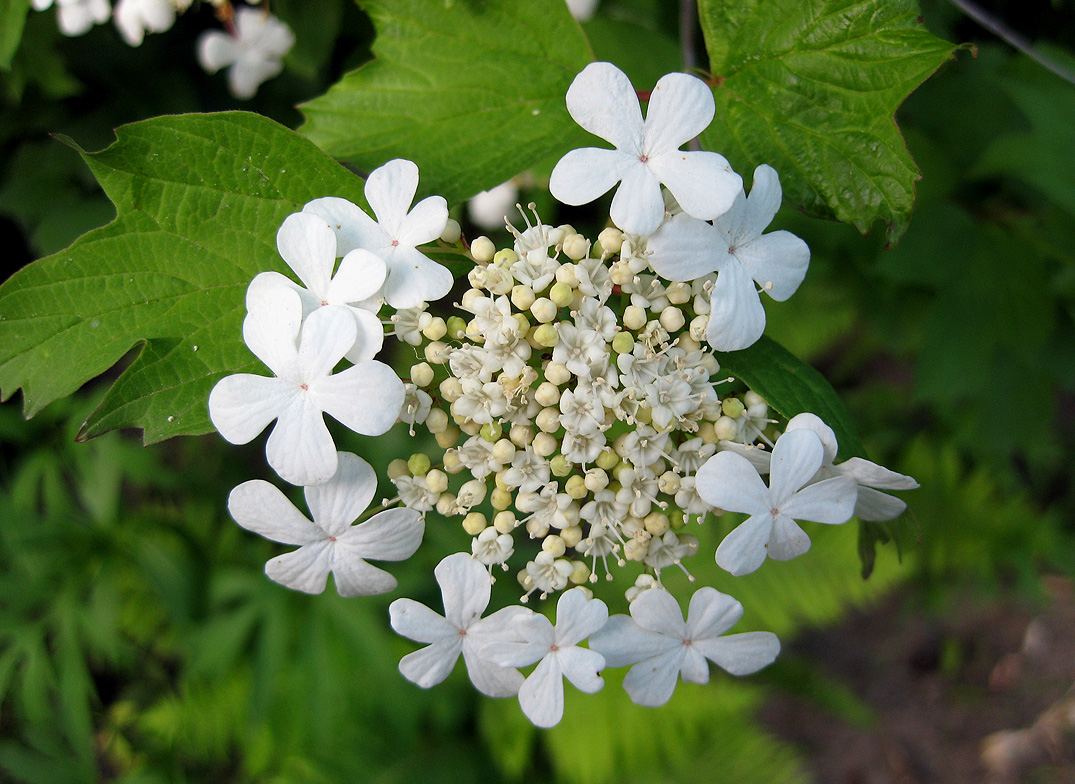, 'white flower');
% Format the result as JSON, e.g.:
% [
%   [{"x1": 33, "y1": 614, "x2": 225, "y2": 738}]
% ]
[
  {"x1": 589, "y1": 587, "x2": 780, "y2": 707},
  {"x1": 228, "y1": 452, "x2": 424, "y2": 596},
  {"x1": 784, "y1": 413, "x2": 919, "y2": 521},
  {"x1": 647, "y1": 165, "x2": 810, "y2": 351},
  {"x1": 550, "y1": 62, "x2": 742, "y2": 236},
  {"x1": 695, "y1": 428, "x2": 858, "y2": 575},
  {"x1": 34, "y1": 0, "x2": 110, "y2": 36},
  {"x1": 390, "y1": 552, "x2": 530, "y2": 697},
  {"x1": 113, "y1": 0, "x2": 175, "y2": 45},
  {"x1": 304, "y1": 159, "x2": 451, "y2": 309},
  {"x1": 249, "y1": 212, "x2": 386, "y2": 363},
  {"x1": 208, "y1": 284, "x2": 404, "y2": 486},
  {"x1": 468, "y1": 181, "x2": 519, "y2": 231},
  {"x1": 483, "y1": 588, "x2": 608, "y2": 728},
  {"x1": 197, "y1": 7, "x2": 294, "y2": 99}
]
